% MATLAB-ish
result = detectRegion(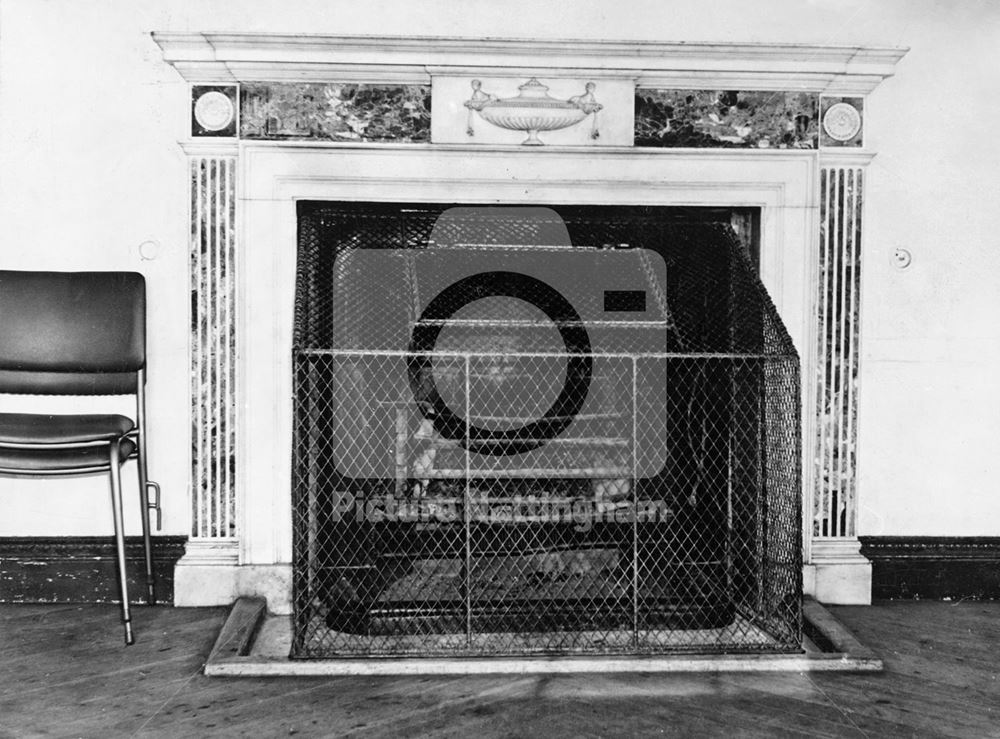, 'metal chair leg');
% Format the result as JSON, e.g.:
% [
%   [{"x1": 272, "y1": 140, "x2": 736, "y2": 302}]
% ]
[
  {"x1": 135, "y1": 376, "x2": 157, "y2": 605},
  {"x1": 136, "y1": 443, "x2": 156, "y2": 606},
  {"x1": 108, "y1": 442, "x2": 134, "y2": 646}
]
